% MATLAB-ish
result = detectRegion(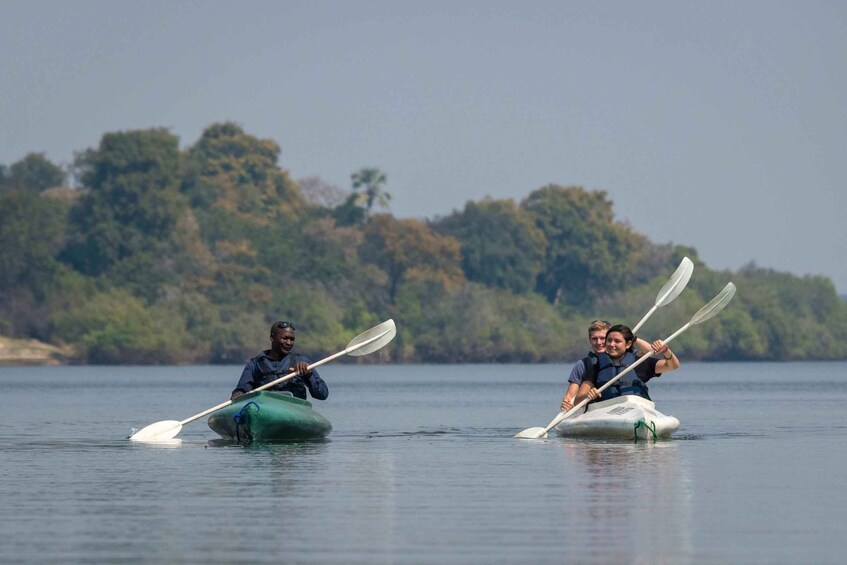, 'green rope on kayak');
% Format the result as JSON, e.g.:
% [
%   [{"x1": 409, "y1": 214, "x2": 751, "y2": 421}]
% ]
[{"x1": 633, "y1": 419, "x2": 657, "y2": 442}]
